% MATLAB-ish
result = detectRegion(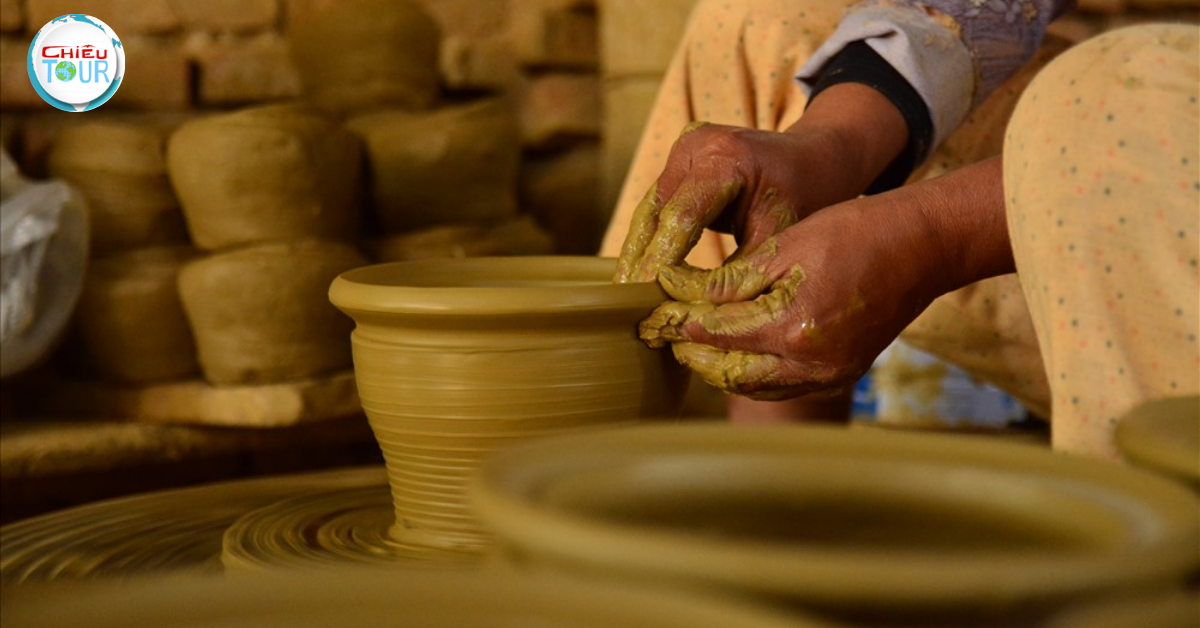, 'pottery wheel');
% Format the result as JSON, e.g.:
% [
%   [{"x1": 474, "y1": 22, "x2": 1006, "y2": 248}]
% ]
[
  {"x1": 221, "y1": 485, "x2": 473, "y2": 570},
  {"x1": 0, "y1": 466, "x2": 438, "y2": 583}
]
